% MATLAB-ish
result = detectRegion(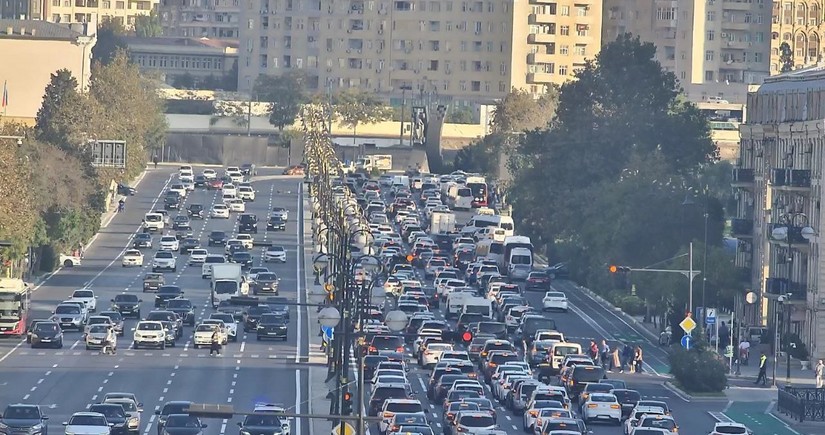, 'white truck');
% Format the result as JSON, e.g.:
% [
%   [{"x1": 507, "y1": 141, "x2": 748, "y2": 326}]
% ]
[
  {"x1": 355, "y1": 155, "x2": 392, "y2": 172},
  {"x1": 499, "y1": 236, "x2": 534, "y2": 275},
  {"x1": 430, "y1": 211, "x2": 456, "y2": 235},
  {"x1": 210, "y1": 264, "x2": 249, "y2": 308}
]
